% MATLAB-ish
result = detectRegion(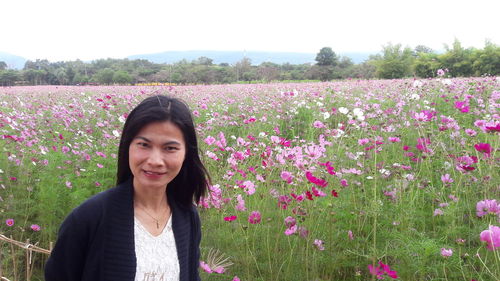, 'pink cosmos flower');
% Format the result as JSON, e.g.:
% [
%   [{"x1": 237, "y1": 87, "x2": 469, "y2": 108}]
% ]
[
  {"x1": 313, "y1": 120, "x2": 325, "y2": 128},
  {"x1": 465, "y1": 129, "x2": 477, "y2": 136},
  {"x1": 368, "y1": 261, "x2": 398, "y2": 279},
  {"x1": 199, "y1": 261, "x2": 212, "y2": 273},
  {"x1": 280, "y1": 171, "x2": 294, "y2": 184},
  {"x1": 434, "y1": 208, "x2": 444, "y2": 216},
  {"x1": 313, "y1": 239, "x2": 325, "y2": 251},
  {"x1": 437, "y1": 69, "x2": 445, "y2": 77},
  {"x1": 5, "y1": 219, "x2": 14, "y2": 226},
  {"x1": 358, "y1": 138, "x2": 370, "y2": 145},
  {"x1": 476, "y1": 199, "x2": 500, "y2": 217},
  {"x1": 235, "y1": 194, "x2": 246, "y2": 211},
  {"x1": 65, "y1": 181, "x2": 72, "y2": 188},
  {"x1": 474, "y1": 143, "x2": 492, "y2": 157},
  {"x1": 248, "y1": 211, "x2": 261, "y2": 224},
  {"x1": 242, "y1": 180, "x2": 256, "y2": 195},
  {"x1": 233, "y1": 277, "x2": 240, "y2": 281},
  {"x1": 285, "y1": 224, "x2": 298, "y2": 236},
  {"x1": 388, "y1": 137, "x2": 401, "y2": 143},
  {"x1": 305, "y1": 171, "x2": 328, "y2": 188},
  {"x1": 479, "y1": 225, "x2": 500, "y2": 251},
  {"x1": 441, "y1": 174, "x2": 454, "y2": 184},
  {"x1": 348, "y1": 230, "x2": 354, "y2": 240},
  {"x1": 340, "y1": 179, "x2": 348, "y2": 187},
  {"x1": 441, "y1": 248, "x2": 453, "y2": 257},
  {"x1": 454, "y1": 101, "x2": 469, "y2": 113},
  {"x1": 31, "y1": 224, "x2": 41, "y2": 231},
  {"x1": 224, "y1": 215, "x2": 237, "y2": 222}
]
